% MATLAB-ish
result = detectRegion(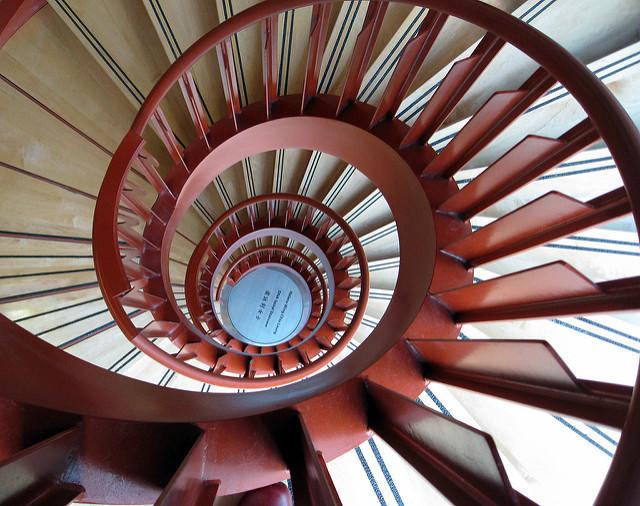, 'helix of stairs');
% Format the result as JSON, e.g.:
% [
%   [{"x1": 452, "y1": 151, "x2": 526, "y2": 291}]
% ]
[{"x1": 1, "y1": 0, "x2": 640, "y2": 505}]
